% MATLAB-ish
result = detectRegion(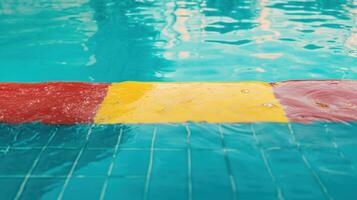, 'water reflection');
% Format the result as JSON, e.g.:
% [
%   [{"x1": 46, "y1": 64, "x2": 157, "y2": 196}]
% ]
[
  {"x1": 0, "y1": 0, "x2": 355, "y2": 81},
  {"x1": 204, "y1": 0, "x2": 258, "y2": 33},
  {"x1": 0, "y1": 0, "x2": 171, "y2": 82},
  {"x1": 87, "y1": 0, "x2": 172, "y2": 82}
]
